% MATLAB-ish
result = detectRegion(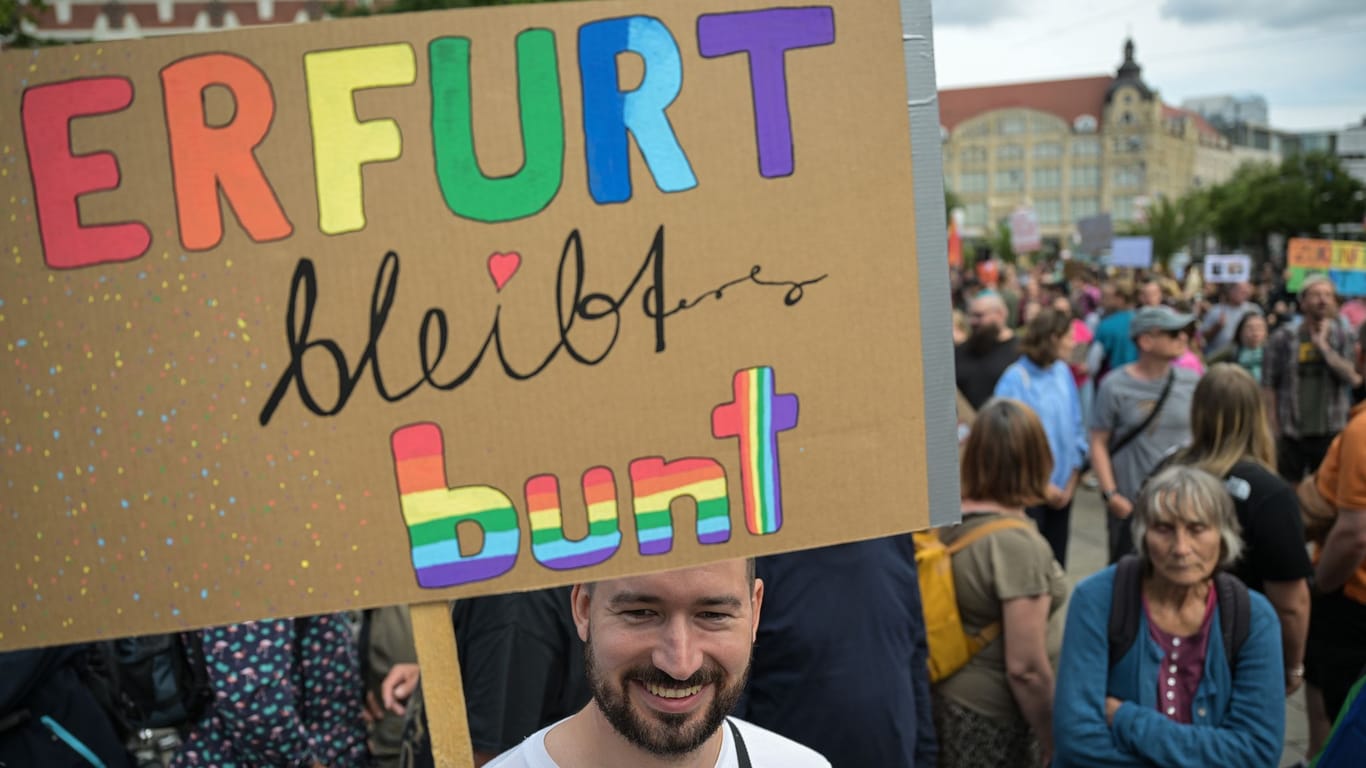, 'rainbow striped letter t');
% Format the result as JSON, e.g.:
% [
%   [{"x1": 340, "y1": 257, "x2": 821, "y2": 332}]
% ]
[{"x1": 711, "y1": 366, "x2": 799, "y2": 536}]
